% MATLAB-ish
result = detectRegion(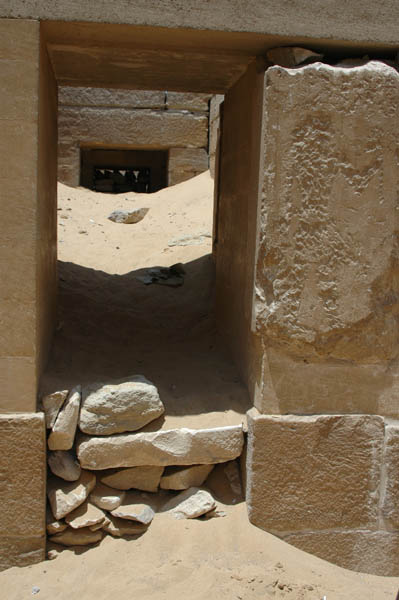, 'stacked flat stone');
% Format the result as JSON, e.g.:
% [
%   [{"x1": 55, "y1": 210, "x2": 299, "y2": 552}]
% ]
[{"x1": 42, "y1": 375, "x2": 245, "y2": 548}]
